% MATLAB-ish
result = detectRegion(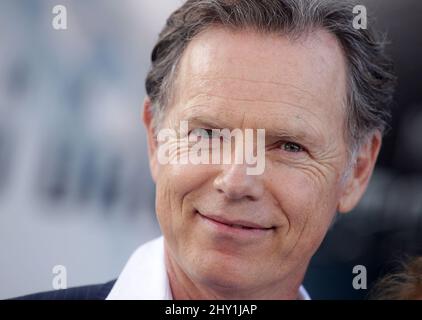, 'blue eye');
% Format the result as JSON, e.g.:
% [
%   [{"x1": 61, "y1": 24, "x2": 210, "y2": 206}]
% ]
[
  {"x1": 201, "y1": 129, "x2": 214, "y2": 139},
  {"x1": 281, "y1": 142, "x2": 304, "y2": 153},
  {"x1": 189, "y1": 128, "x2": 219, "y2": 139}
]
